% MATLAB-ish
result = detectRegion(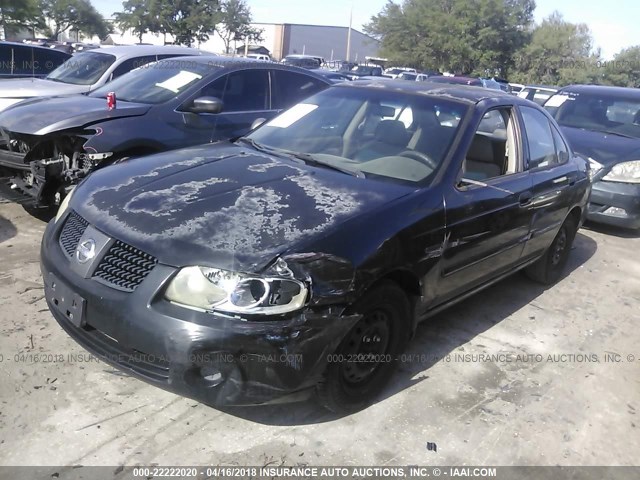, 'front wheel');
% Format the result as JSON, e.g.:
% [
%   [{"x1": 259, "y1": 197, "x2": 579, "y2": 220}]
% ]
[
  {"x1": 525, "y1": 214, "x2": 579, "y2": 285},
  {"x1": 317, "y1": 281, "x2": 411, "y2": 413}
]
